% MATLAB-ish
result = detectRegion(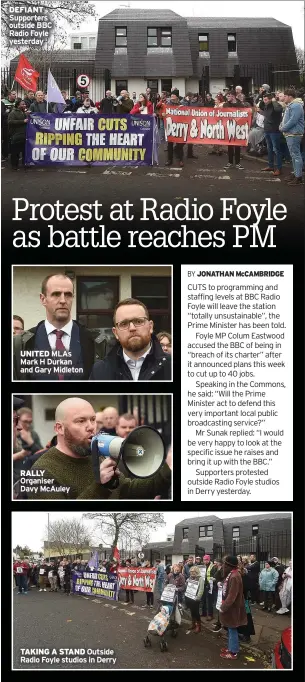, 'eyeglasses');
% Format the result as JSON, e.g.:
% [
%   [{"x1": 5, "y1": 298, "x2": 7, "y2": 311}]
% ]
[{"x1": 115, "y1": 317, "x2": 148, "y2": 331}]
